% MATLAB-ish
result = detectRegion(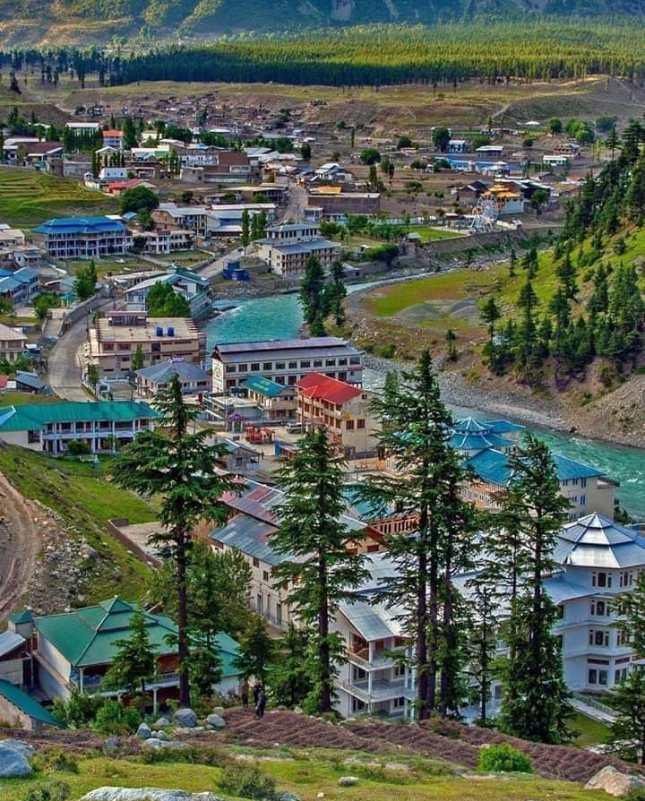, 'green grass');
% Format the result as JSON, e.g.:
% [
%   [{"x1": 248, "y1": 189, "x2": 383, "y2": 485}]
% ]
[
  {"x1": 65, "y1": 257, "x2": 151, "y2": 278},
  {"x1": 406, "y1": 225, "x2": 465, "y2": 243},
  {"x1": 156, "y1": 249, "x2": 209, "y2": 266},
  {"x1": 0, "y1": 391, "x2": 62, "y2": 407},
  {"x1": 570, "y1": 713, "x2": 611, "y2": 748},
  {"x1": 0, "y1": 752, "x2": 614, "y2": 801},
  {"x1": 0, "y1": 167, "x2": 117, "y2": 227},
  {"x1": 0, "y1": 445, "x2": 155, "y2": 601}
]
